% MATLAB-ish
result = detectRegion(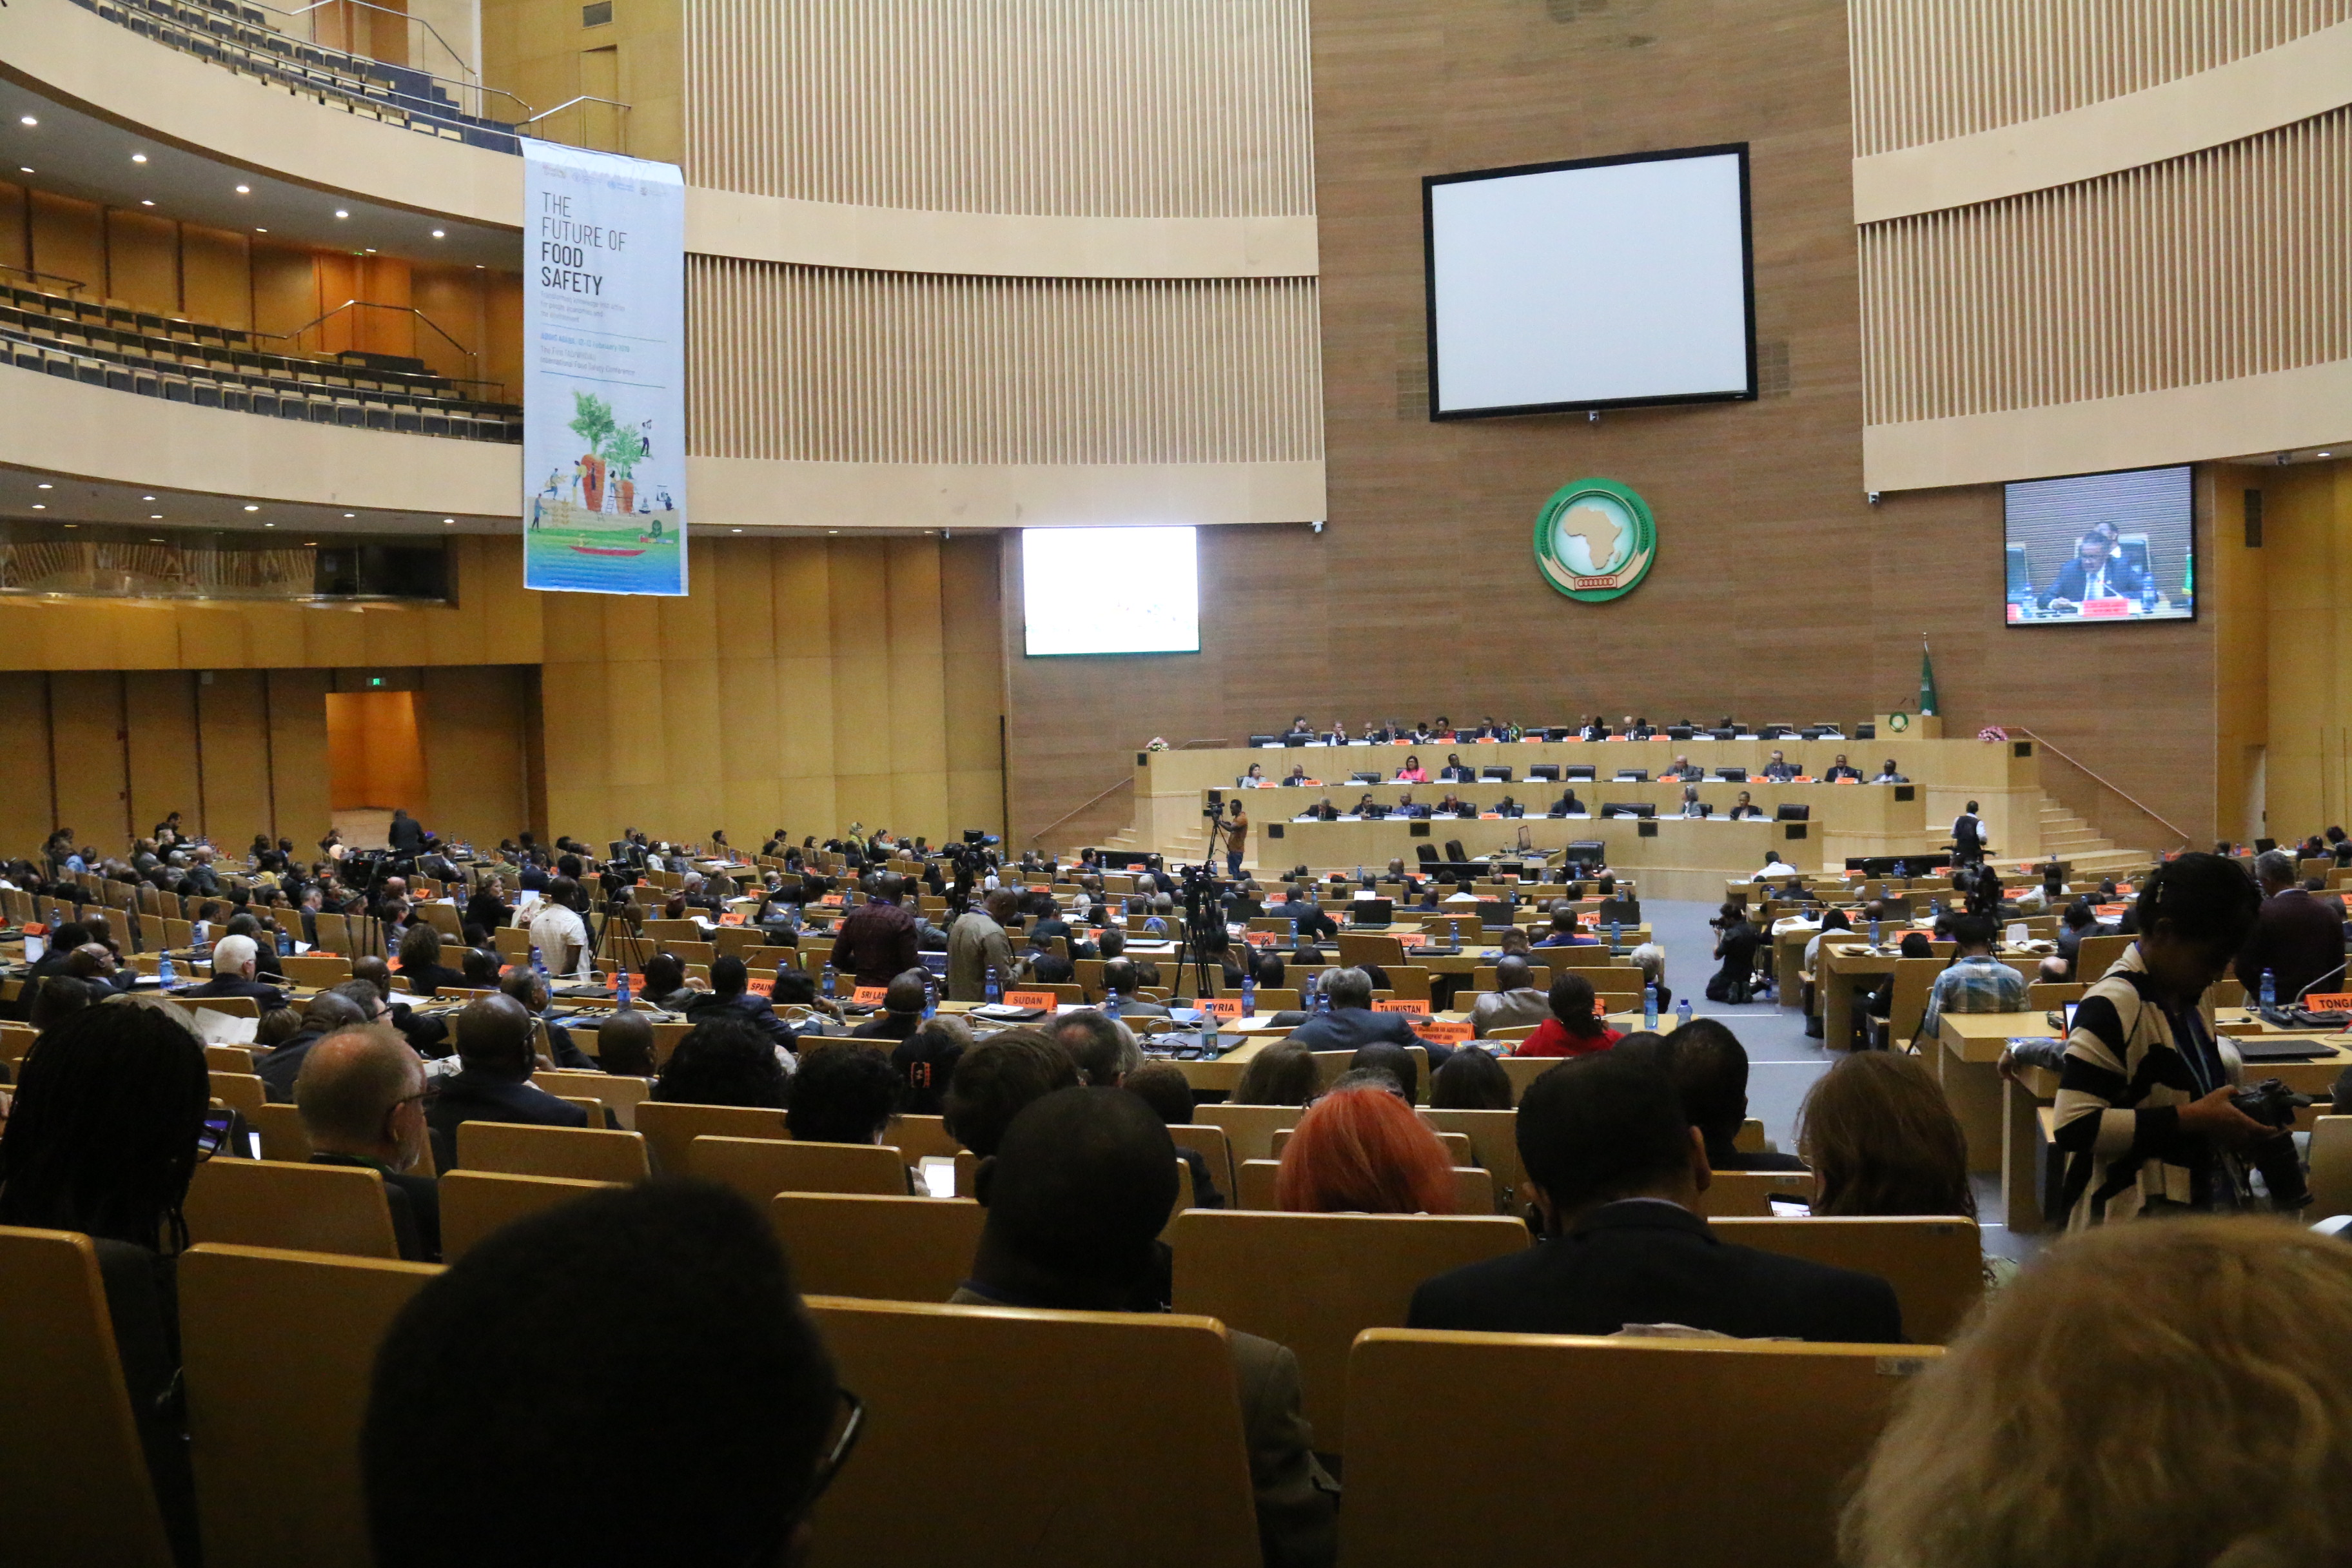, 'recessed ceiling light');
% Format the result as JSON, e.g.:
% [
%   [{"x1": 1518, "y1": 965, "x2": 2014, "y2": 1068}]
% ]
[
  {"x1": 303, "y1": 541, "x2": 317, "y2": 546},
  {"x1": 431, "y1": 230, "x2": 445, "y2": 239},
  {"x1": 36, "y1": 482, "x2": 50, "y2": 489},
  {"x1": 18, "y1": 116, "x2": 36, "y2": 127},
  {"x1": 253, "y1": 227, "x2": 268, "y2": 233},
  {"x1": 141, "y1": 200, "x2": 155, "y2": 207},
  {"x1": 17, "y1": 168, "x2": 31, "y2": 175},
  {"x1": 442, "y1": 517, "x2": 454, "y2": 524},
  {"x1": 142, "y1": 495, "x2": 155, "y2": 500},
  {"x1": 2320, "y1": 451, "x2": 2335, "y2": 458},
  {"x1": 242, "y1": 504, "x2": 259, "y2": 511},
  {"x1": 730, "y1": 527, "x2": 743, "y2": 533},
  {"x1": 364, "y1": 248, "x2": 376, "y2": 255},
  {"x1": 131, "y1": 153, "x2": 148, "y2": 164},
  {"x1": 235, "y1": 184, "x2": 251, "y2": 194},
  {"x1": 150, "y1": 537, "x2": 165, "y2": 544},
  {"x1": 30, "y1": 504, "x2": 43, "y2": 510},
  {"x1": 342, "y1": 513, "x2": 355, "y2": 518},
  {"x1": 62, "y1": 523, "x2": 75, "y2": 529},
  {"x1": 334, "y1": 210, "x2": 349, "y2": 219},
  {"x1": 150, "y1": 513, "x2": 162, "y2": 520},
  {"x1": 827, "y1": 529, "x2": 839, "y2": 535},
  {"x1": 264, "y1": 522, "x2": 275, "y2": 527}
]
